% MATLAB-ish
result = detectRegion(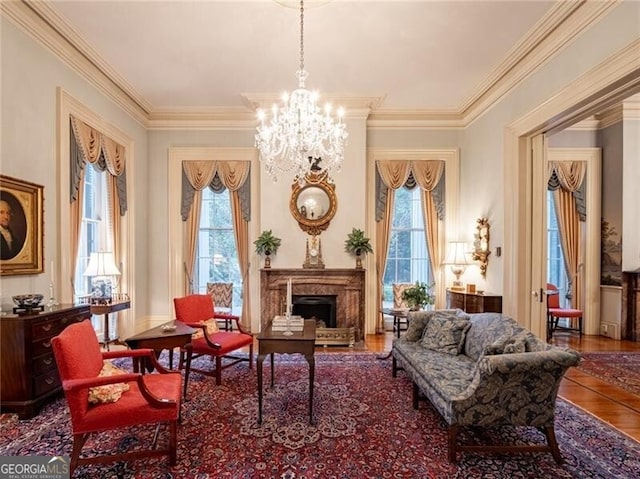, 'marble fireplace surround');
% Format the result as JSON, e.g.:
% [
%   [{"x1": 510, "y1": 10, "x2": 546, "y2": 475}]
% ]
[{"x1": 260, "y1": 268, "x2": 366, "y2": 342}]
